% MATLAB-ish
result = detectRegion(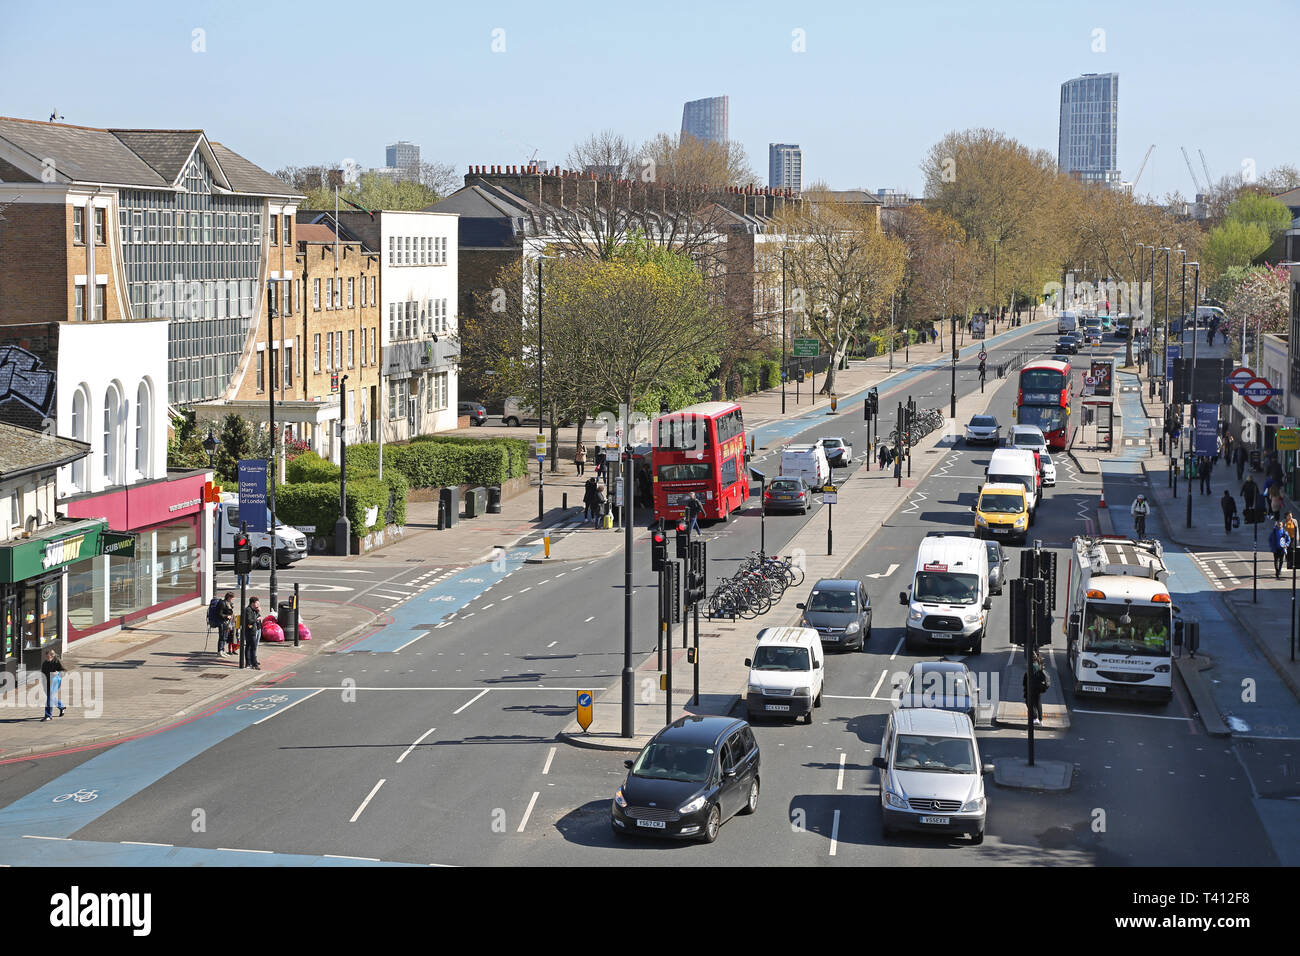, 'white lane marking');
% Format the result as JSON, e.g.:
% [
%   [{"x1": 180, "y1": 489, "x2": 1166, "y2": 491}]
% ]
[
  {"x1": 350, "y1": 779, "x2": 387, "y2": 822},
  {"x1": 584, "y1": 616, "x2": 595, "y2": 623},
  {"x1": 22, "y1": 835, "x2": 70, "y2": 841},
  {"x1": 434, "y1": 622, "x2": 451, "y2": 629},
  {"x1": 889, "y1": 637, "x2": 904, "y2": 660},
  {"x1": 454, "y1": 689, "x2": 490, "y2": 714},
  {"x1": 1072, "y1": 708, "x2": 1193, "y2": 722},
  {"x1": 870, "y1": 669, "x2": 888, "y2": 699},
  {"x1": 253, "y1": 688, "x2": 323, "y2": 725},
  {"x1": 121, "y1": 841, "x2": 173, "y2": 847},
  {"x1": 542, "y1": 746, "x2": 558, "y2": 775},
  {"x1": 520, "y1": 587, "x2": 532, "y2": 593},
  {"x1": 463, "y1": 612, "x2": 475, "y2": 618},
  {"x1": 396, "y1": 727, "x2": 437, "y2": 764},
  {"x1": 482, "y1": 603, "x2": 495, "y2": 609},
  {"x1": 547, "y1": 641, "x2": 558, "y2": 648},
  {"x1": 829, "y1": 809, "x2": 841, "y2": 856},
  {"x1": 516, "y1": 791, "x2": 541, "y2": 832},
  {"x1": 836, "y1": 753, "x2": 846, "y2": 791},
  {"x1": 217, "y1": 847, "x2": 273, "y2": 854},
  {"x1": 502, "y1": 595, "x2": 514, "y2": 601},
  {"x1": 324, "y1": 854, "x2": 381, "y2": 861},
  {"x1": 825, "y1": 694, "x2": 895, "y2": 702},
  {"x1": 393, "y1": 632, "x2": 430, "y2": 652}
]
